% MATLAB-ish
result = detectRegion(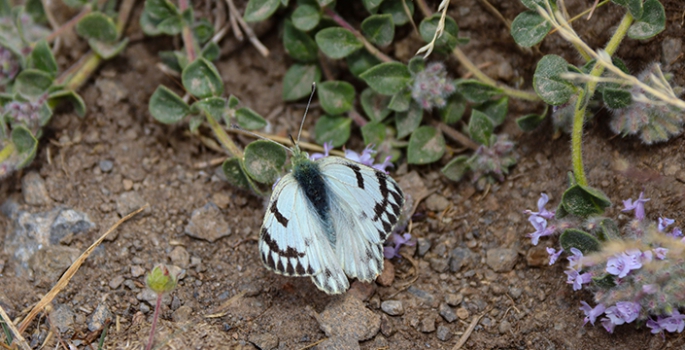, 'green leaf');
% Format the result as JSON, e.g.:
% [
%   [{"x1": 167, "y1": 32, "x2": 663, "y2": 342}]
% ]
[
  {"x1": 227, "y1": 94, "x2": 241, "y2": 109},
  {"x1": 25, "y1": 0, "x2": 46, "y2": 23},
  {"x1": 359, "y1": 62, "x2": 411, "y2": 95},
  {"x1": 149, "y1": 85, "x2": 190, "y2": 124},
  {"x1": 201, "y1": 41, "x2": 220, "y2": 61},
  {"x1": 317, "y1": 0, "x2": 335, "y2": 7},
  {"x1": 516, "y1": 113, "x2": 545, "y2": 131},
  {"x1": 76, "y1": 12, "x2": 118, "y2": 42},
  {"x1": 468, "y1": 110, "x2": 494, "y2": 146},
  {"x1": 244, "y1": 0, "x2": 280, "y2": 22},
  {"x1": 388, "y1": 89, "x2": 411, "y2": 112},
  {"x1": 144, "y1": 0, "x2": 178, "y2": 20},
  {"x1": 441, "y1": 155, "x2": 469, "y2": 181},
  {"x1": 362, "y1": 0, "x2": 384, "y2": 13},
  {"x1": 315, "y1": 27, "x2": 363, "y2": 59},
  {"x1": 346, "y1": 49, "x2": 381, "y2": 77},
  {"x1": 282, "y1": 64, "x2": 321, "y2": 101},
  {"x1": 317, "y1": 81, "x2": 355, "y2": 115},
  {"x1": 88, "y1": 38, "x2": 129, "y2": 59},
  {"x1": 222, "y1": 157, "x2": 250, "y2": 189},
  {"x1": 15, "y1": 69, "x2": 53, "y2": 98},
  {"x1": 520, "y1": 0, "x2": 552, "y2": 10},
  {"x1": 243, "y1": 140, "x2": 287, "y2": 183},
  {"x1": 314, "y1": 115, "x2": 351, "y2": 147},
  {"x1": 559, "y1": 229, "x2": 601, "y2": 254},
  {"x1": 395, "y1": 101, "x2": 423, "y2": 139},
  {"x1": 380, "y1": 0, "x2": 414, "y2": 26},
  {"x1": 592, "y1": 274, "x2": 616, "y2": 289},
  {"x1": 627, "y1": 0, "x2": 664, "y2": 40},
  {"x1": 360, "y1": 88, "x2": 392, "y2": 122},
  {"x1": 11, "y1": 125, "x2": 37, "y2": 167},
  {"x1": 455, "y1": 80, "x2": 503, "y2": 104},
  {"x1": 407, "y1": 56, "x2": 425, "y2": 74},
  {"x1": 181, "y1": 58, "x2": 224, "y2": 98},
  {"x1": 236, "y1": 107, "x2": 267, "y2": 130},
  {"x1": 407, "y1": 126, "x2": 445, "y2": 164},
  {"x1": 48, "y1": 90, "x2": 86, "y2": 117},
  {"x1": 474, "y1": 96, "x2": 508, "y2": 126},
  {"x1": 292, "y1": 4, "x2": 320, "y2": 31},
  {"x1": 283, "y1": 21, "x2": 318, "y2": 62},
  {"x1": 558, "y1": 184, "x2": 612, "y2": 219},
  {"x1": 533, "y1": 55, "x2": 574, "y2": 105},
  {"x1": 361, "y1": 14, "x2": 394, "y2": 47},
  {"x1": 597, "y1": 218, "x2": 621, "y2": 241},
  {"x1": 510, "y1": 11, "x2": 551, "y2": 47},
  {"x1": 29, "y1": 40, "x2": 57, "y2": 76},
  {"x1": 193, "y1": 18, "x2": 214, "y2": 44},
  {"x1": 156, "y1": 15, "x2": 183, "y2": 35},
  {"x1": 193, "y1": 97, "x2": 226, "y2": 121},
  {"x1": 361, "y1": 122, "x2": 386, "y2": 145},
  {"x1": 419, "y1": 14, "x2": 459, "y2": 50},
  {"x1": 611, "y1": 0, "x2": 643, "y2": 19},
  {"x1": 189, "y1": 115, "x2": 203, "y2": 132},
  {"x1": 440, "y1": 92, "x2": 466, "y2": 124},
  {"x1": 602, "y1": 87, "x2": 632, "y2": 109}
]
